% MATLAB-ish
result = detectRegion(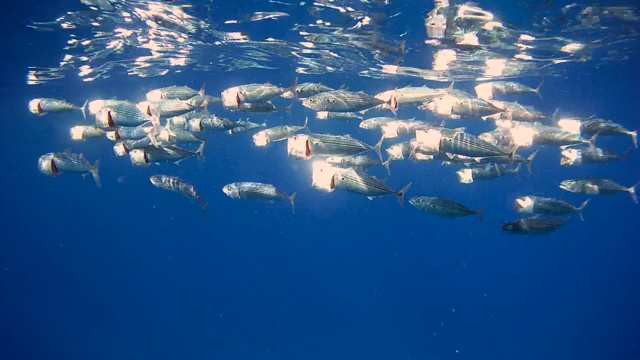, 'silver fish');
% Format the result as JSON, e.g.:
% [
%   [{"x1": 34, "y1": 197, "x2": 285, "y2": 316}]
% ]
[
  {"x1": 253, "y1": 118, "x2": 308, "y2": 147},
  {"x1": 409, "y1": 197, "x2": 483, "y2": 221},
  {"x1": 227, "y1": 120, "x2": 267, "y2": 135},
  {"x1": 29, "y1": 98, "x2": 87, "y2": 120},
  {"x1": 231, "y1": 102, "x2": 292, "y2": 114},
  {"x1": 222, "y1": 182, "x2": 297, "y2": 213},
  {"x1": 150, "y1": 175, "x2": 207, "y2": 214},
  {"x1": 560, "y1": 147, "x2": 629, "y2": 166},
  {"x1": 96, "y1": 103, "x2": 156, "y2": 129},
  {"x1": 475, "y1": 81, "x2": 543, "y2": 101},
  {"x1": 38, "y1": 149, "x2": 100, "y2": 187},
  {"x1": 113, "y1": 137, "x2": 153, "y2": 157},
  {"x1": 302, "y1": 90, "x2": 386, "y2": 113},
  {"x1": 288, "y1": 133, "x2": 383, "y2": 163},
  {"x1": 70, "y1": 125, "x2": 105, "y2": 141},
  {"x1": 515, "y1": 196, "x2": 590, "y2": 221},
  {"x1": 579, "y1": 118, "x2": 638, "y2": 148},
  {"x1": 316, "y1": 111, "x2": 362, "y2": 121},
  {"x1": 457, "y1": 164, "x2": 521, "y2": 184},
  {"x1": 281, "y1": 82, "x2": 334, "y2": 99},
  {"x1": 158, "y1": 123, "x2": 206, "y2": 145},
  {"x1": 359, "y1": 117, "x2": 397, "y2": 131},
  {"x1": 501, "y1": 216, "x2": 569, "y2": 236},
  {"x1": 138, "y1": 99, "x2": 200, "y2": 119},
  {"x1": 146, "y1": 83, "x2": 205, "y2": 101},
  {"x1": 331, "y1": 167, "x2": 412, "y2": 207},
  {"x1": 188, "y1": 115, "x2": 237, "y2": 132},
  {"x1": 129, "y1": 142, "x2": 206, "y2": 166},
  {"x1": 222, "y1": 80, "x2": 297, "y2": 107},
  {"x1": 560, "y1": 178, "x2": 639, "y2": 203}
]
